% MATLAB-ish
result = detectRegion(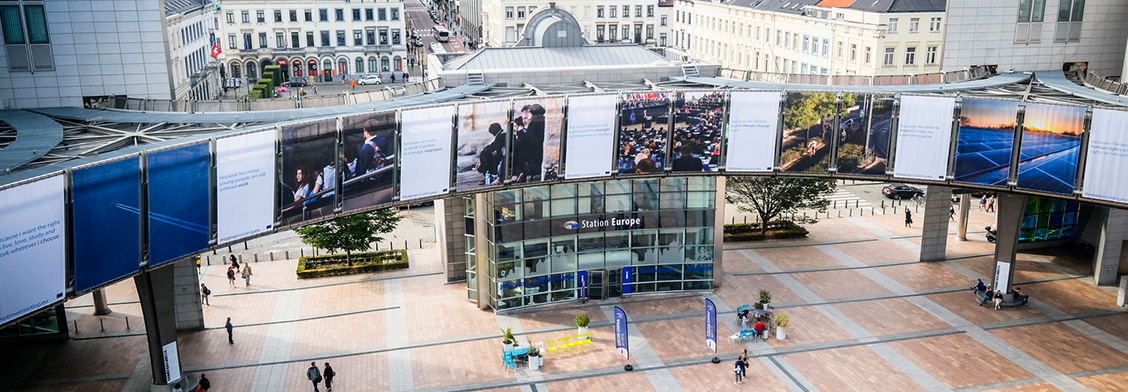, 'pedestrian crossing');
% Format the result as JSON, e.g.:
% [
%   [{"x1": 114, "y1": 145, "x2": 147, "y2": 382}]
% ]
[
  {"x1": 826, "y1": 188, "x2": 872, "y2": 209},
  {"x1": 406, "y1": 6, "x2": 428, "y2": 12}
]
